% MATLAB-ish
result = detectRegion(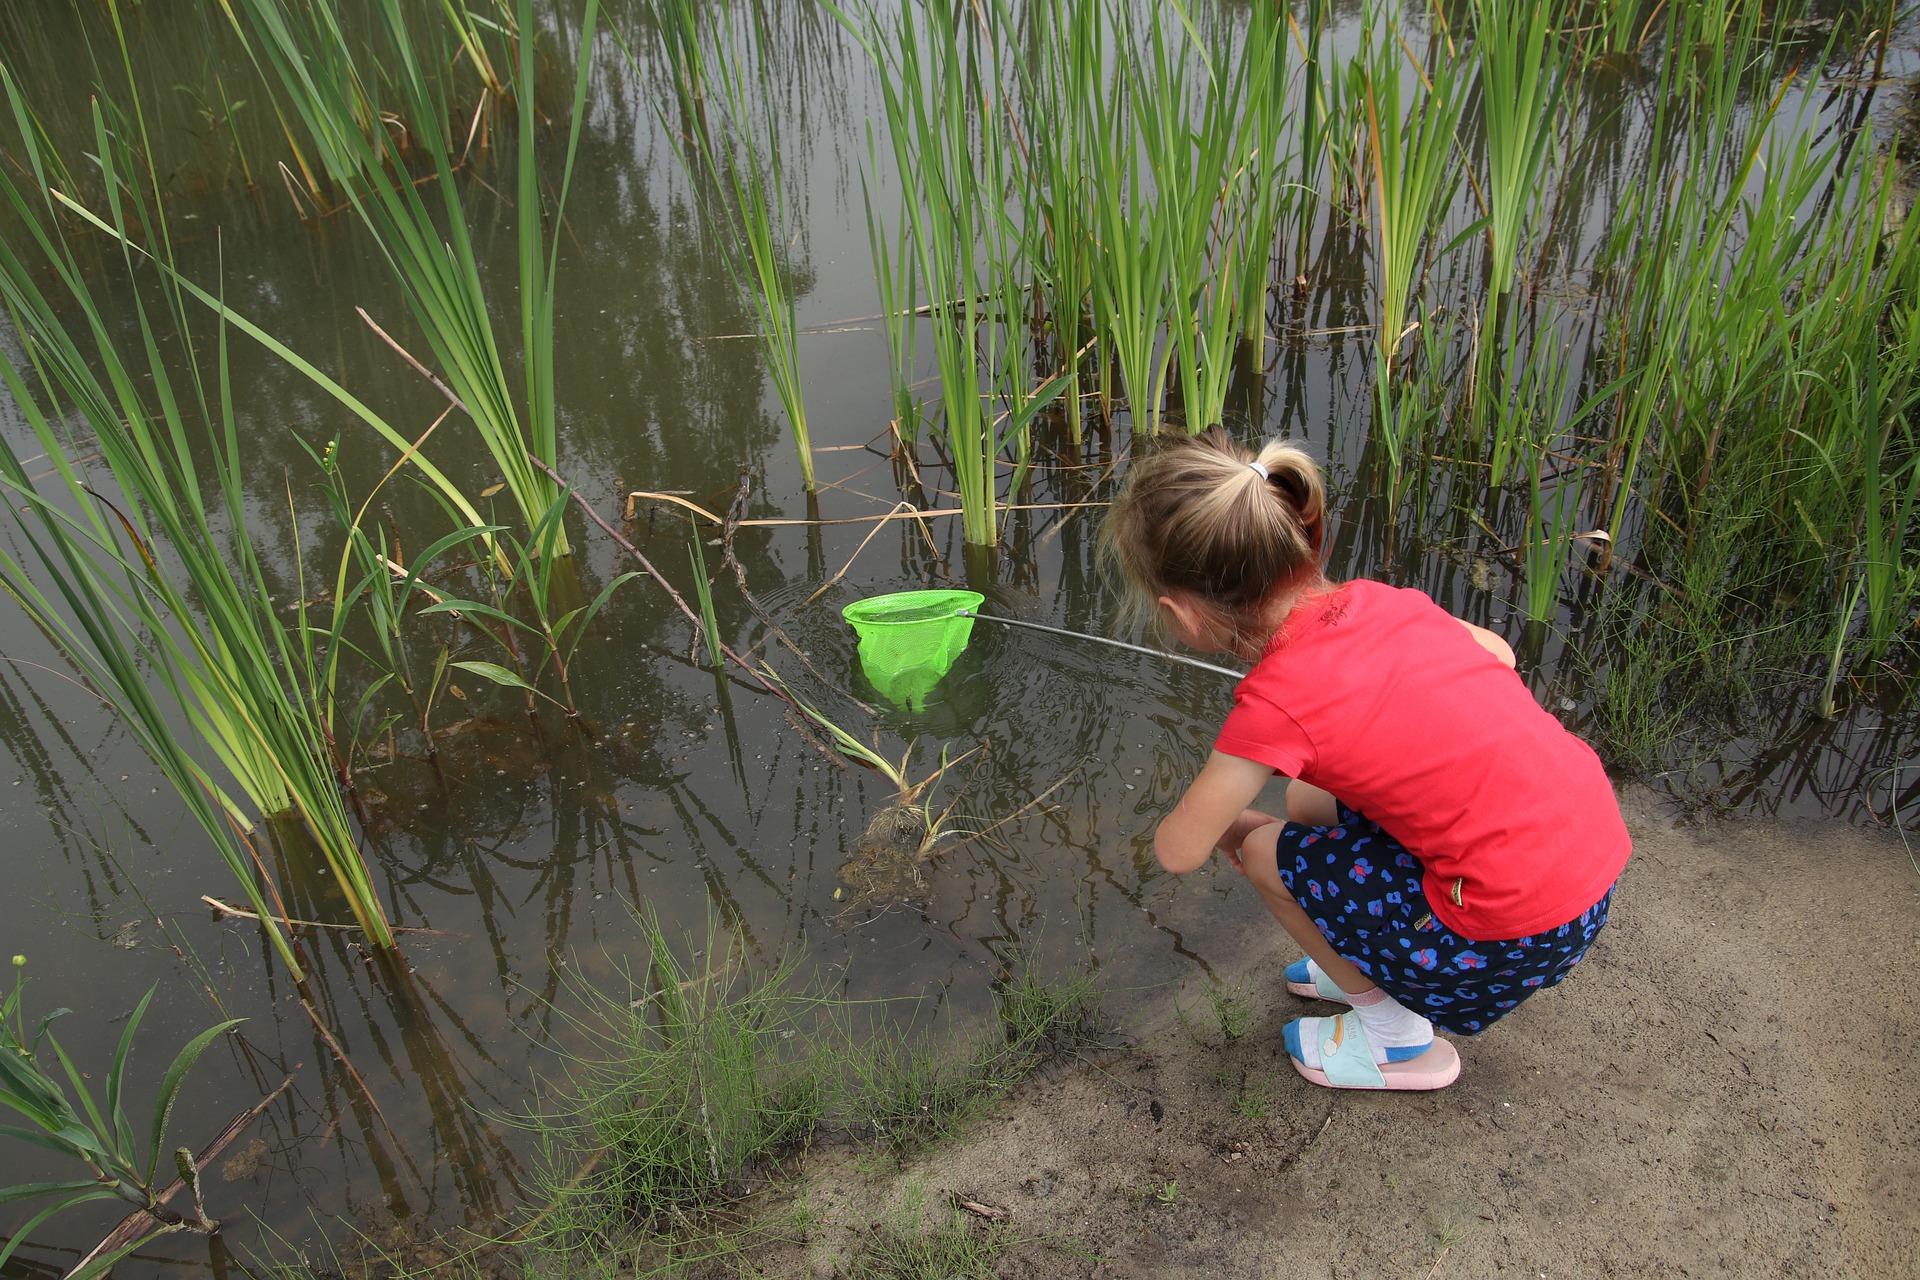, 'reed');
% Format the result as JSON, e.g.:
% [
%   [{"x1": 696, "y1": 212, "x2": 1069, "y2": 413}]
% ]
[
  {"x1": 1518, "y1": 344, "x2": 1581, "y2": 624},
  {"x1": 1009, "y1": 0, "x2": 1101, "y2": 443},
  {"x1": 416, "y1": 494, "x2": 639, "y2": 720},
  {"x1": 1472, "y1": 0, "x2": 1562, "y2": 302},
  {"x1": 0, "y1": 66, "x2": 393, "y2": 969},
  {"x1": 0, "y1": 972, "x2": 243, "y2": 1275},
  {"x1": 1231, "y1": 0, "x2": 1293, "y2": 364},
  {"x1": 224, "y1": 0, "x2": 600, "y2": 552},
  {"x1": 1361, "y1": 4, "x2": 1467, "y2": 386},
  {"x1": 1085, "y1": 6, "x2": 1178, "y2": 434},
  {"x1": 685, "y1": 11, "x2": 815, "y2": 491},
  {"x1": 1290, "y1": 0, "x2": 1336, "y2": 265},
  {"x1": 859, "y1": 140, "x2": 922, "y2": 441},
  {"x1": 1147, "y1": 9, "x2": 1249, "y2": 435},
  {"x1": 688, "y1": 520, "x2": 724, "y2": 668},
  {"x1": 864, "y1": 0, "x2": 1021, "y2": 543}
]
